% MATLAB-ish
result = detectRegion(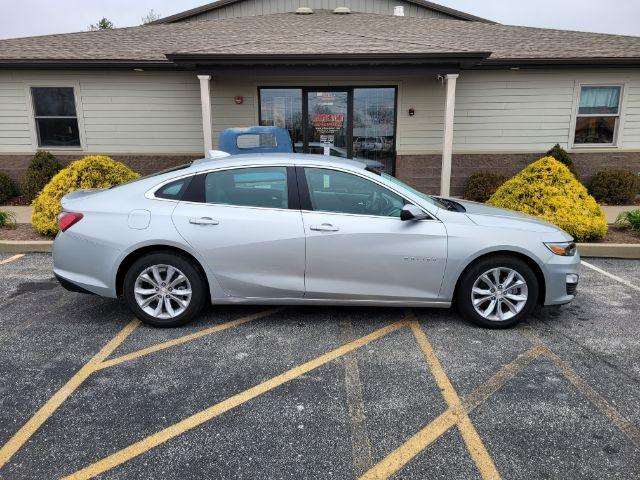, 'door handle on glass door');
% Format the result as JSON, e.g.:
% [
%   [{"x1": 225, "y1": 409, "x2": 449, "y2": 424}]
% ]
[
  {"x1": 189, "y1": 217, "x2": 219, "y2": 225},
  {"x1": 309, "y1": 223, "x2": 339, "y2": 232}
]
